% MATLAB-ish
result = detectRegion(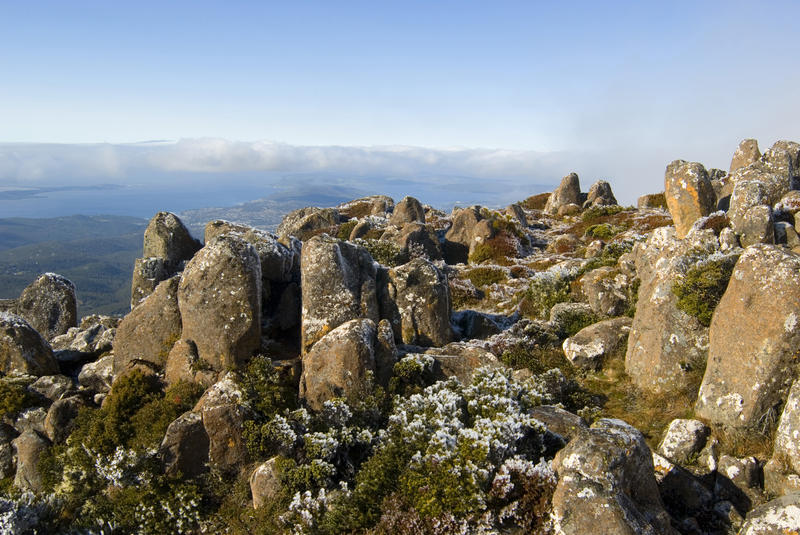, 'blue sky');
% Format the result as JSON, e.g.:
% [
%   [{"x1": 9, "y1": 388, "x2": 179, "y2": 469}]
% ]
[{"x1": 1, "y1": 1, "x2": 799, "y2": 204}]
